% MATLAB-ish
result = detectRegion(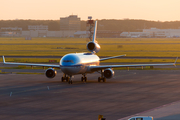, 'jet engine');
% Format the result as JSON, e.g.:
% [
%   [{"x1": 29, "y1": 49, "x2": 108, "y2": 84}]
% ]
[
  {"x1": 103, "y1": 68, "x2": 114, "y2": 79},
  {"x1": 45, "y1": 68, "x2": 57, "y2": 78},
  {"x1": 87, "y1": 42, "x2": 100, "y2": 53}
]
